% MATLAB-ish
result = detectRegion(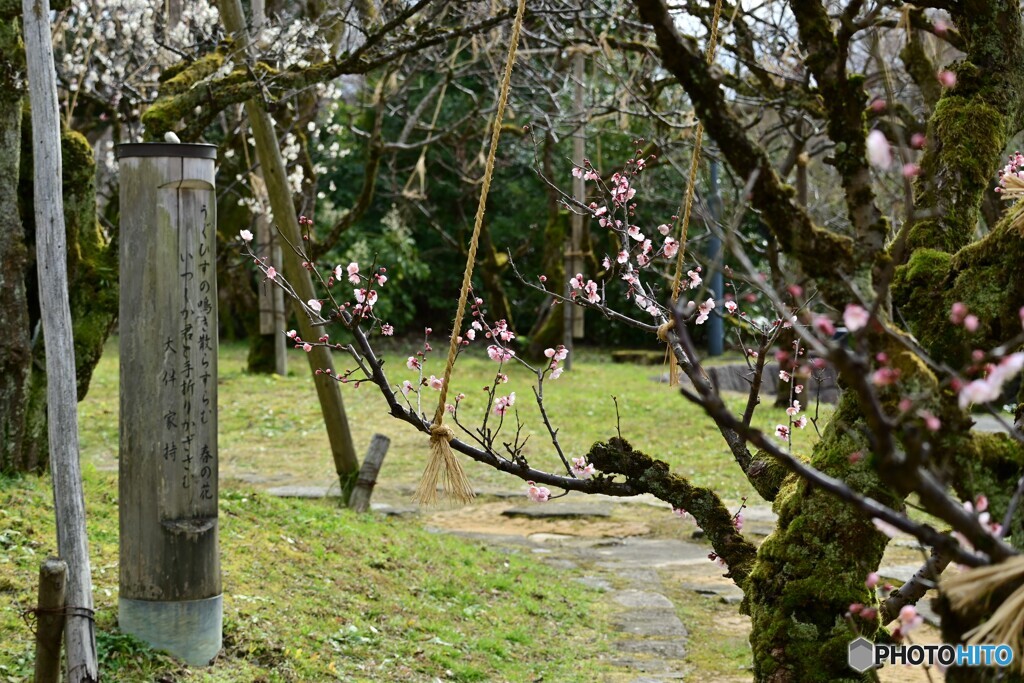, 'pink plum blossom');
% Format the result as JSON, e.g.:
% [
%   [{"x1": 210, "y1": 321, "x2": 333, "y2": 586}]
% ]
[
  {"x1": 695, "y1": 297, "x2": 715, "y2": 325},
  {"x1": 346, "y1": 262, "x2": 360, "y2": 284},
  {"x1": 938, "y1": 70, "x2": 957, "y2": 88},
  {"x1": 302, "y1": 343, "x2": 312, "y2": 352},
  {"x1": 266, "y1": 266, "x2": 277, "y2": 280},
  {"x1": 571, "y1": 457, "x2": 595, "y2": 479},
  {"x1": 687, "y1": 269, "x2": 702, "y2": 289},
  {"x1": 406, "y1": 356, "x2": 422, "y2": 370},
  {"x1": 526, "y1": 481, "x2": 551, "y2": 502},
  {"x1": 658, "y1": 223, "x2": 672, "y2": 236},
  {"x1": 307, "y1": 299, "x2": 323, "y2": 313},
  {"x1": 494, "y1": 392, "x2": 516, "y2": 415},
  {"x1": 664, "y1": 237, "x2": 679, "y2": 259},
  {"x1": 843, "y1": 304, "x2": 870, "y2": 331},
  {"x1": 775, "y1": 424, "x2": 790, "y2": 440},
  {"x1": 381, "y1": 323, "x2": 394, "y2": 336},
  {"x1": 427, "y1": 375, "x2": 444, "y2": 391},
  {"x1": 401, "y1": 380, "x2": 415, "y2": 396},
  {"x1": 725, "y1": 300, "x2": 738, "y2": 314},
  {"x1": 487, "y1": 345, "x2": 514, "y2": 362},
  {"x1": 239, "y1": 229, "x2": 253, "y2": 242}
]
